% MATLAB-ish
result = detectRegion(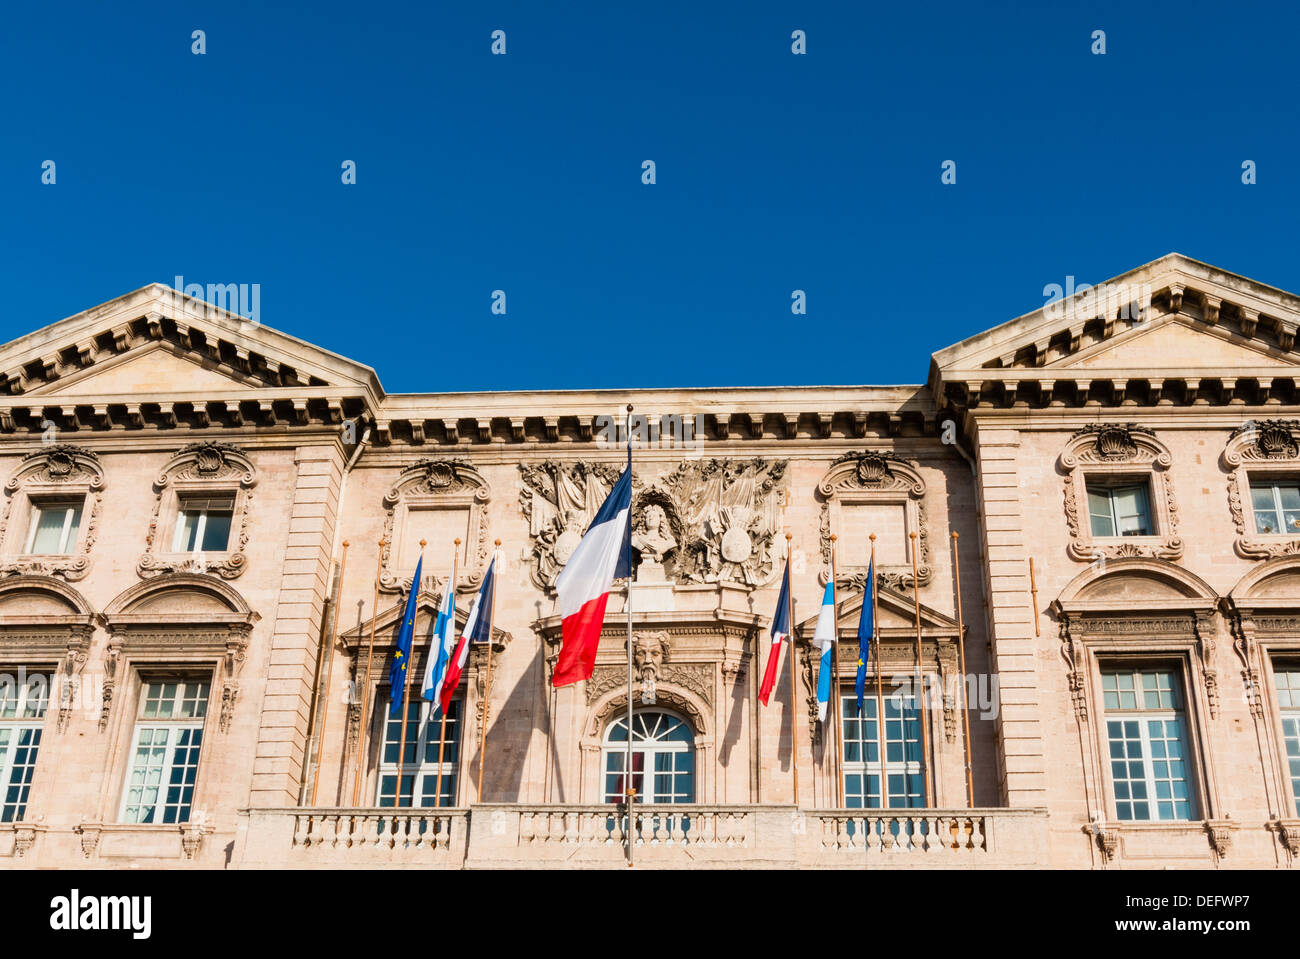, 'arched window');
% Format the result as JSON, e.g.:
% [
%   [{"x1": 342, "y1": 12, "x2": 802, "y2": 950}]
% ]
[{"x1": 602, "y1": 710, "x2": 694, "y2": 804}]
